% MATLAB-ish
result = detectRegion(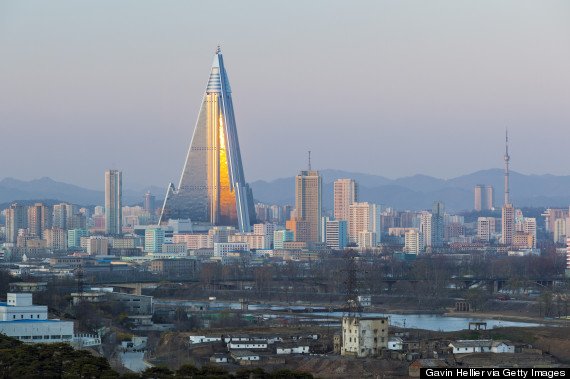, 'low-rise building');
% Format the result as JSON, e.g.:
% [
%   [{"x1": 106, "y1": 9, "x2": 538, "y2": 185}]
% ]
[
  {"x1": 173, "y1": 233, "x2": 214, "y2": 249},
  {"x1": 9, "y1": 282, "x2": 47, "y2": 293},
  {"x1": 71, "y1": 291, "x2": 153, "y2": 315},
  {"x1": 228, "y1": 234, "x2": 270, "y2": 250},
  {"x1": 149, "y1": 258, "x2": 198, "y2": 276},
  {"x1": 210, "y1": 353, "x2": 230, "y2": 363},
  {"x1": 162, "y1": 243, "x2": 188, "y2": 254},
  {"x1": 449, "y1": 339, "x2": 515, "y2": 354},
  {"x1": 275, "y1": 342, "x2": 310, "y2": 354},
  {"x1": 227, "y1": 340, "x2": 268, "y2": 350},
  {"x1": 214, "y1": 242, "x2": 250, "y2": 257},
  {"x1": 230, "y1": 350, "x2": 260, "y2": 362},
  {"x1": 189, "y1": 335, "x2": 222, "y2": 344}
]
